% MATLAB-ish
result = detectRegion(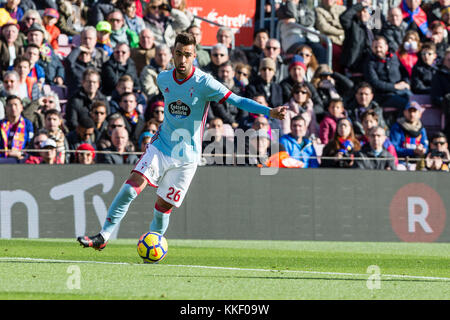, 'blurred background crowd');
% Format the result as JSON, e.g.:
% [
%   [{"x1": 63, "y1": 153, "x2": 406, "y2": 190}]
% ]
[{"x1": 0, "y1": 0, "x2": 449, "y2": 171}]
